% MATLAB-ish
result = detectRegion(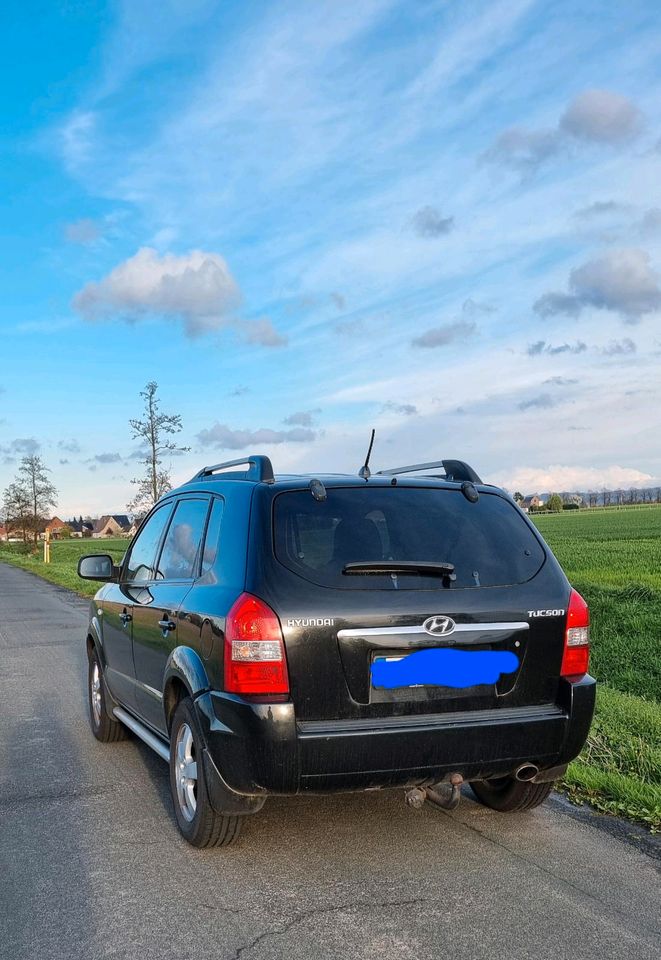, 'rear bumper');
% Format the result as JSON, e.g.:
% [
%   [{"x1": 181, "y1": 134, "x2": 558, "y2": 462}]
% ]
[{"x1": 194, "y1": 675, "x2": 596, "y2": 798}]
